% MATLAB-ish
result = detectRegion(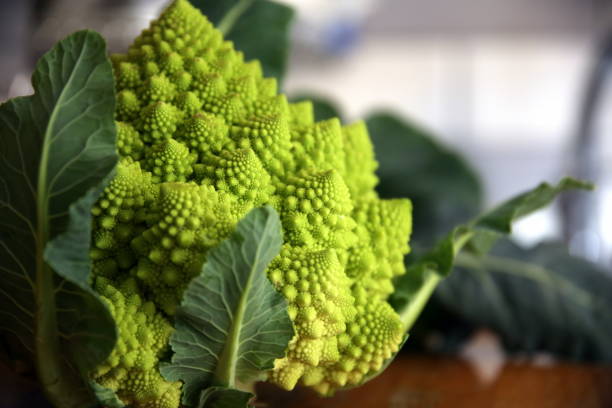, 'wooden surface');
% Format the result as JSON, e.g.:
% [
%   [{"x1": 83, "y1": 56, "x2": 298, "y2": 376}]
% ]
[
  {"x1": 256, "y1": 355, "x2": 612, "y2": 408},
  {"x1": 2, "y1": 354, "x2": 612, "y2": 407}
]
